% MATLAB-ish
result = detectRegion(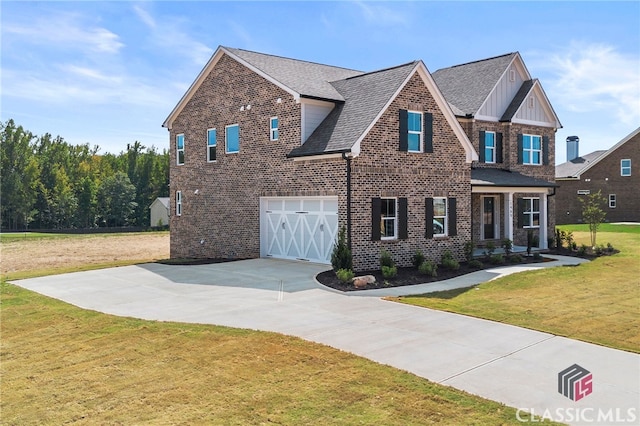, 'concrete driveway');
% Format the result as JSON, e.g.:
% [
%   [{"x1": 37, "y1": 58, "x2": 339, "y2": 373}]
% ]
[{"x1": 13, "y1": 258, "x2": 640, "y2": 425}]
